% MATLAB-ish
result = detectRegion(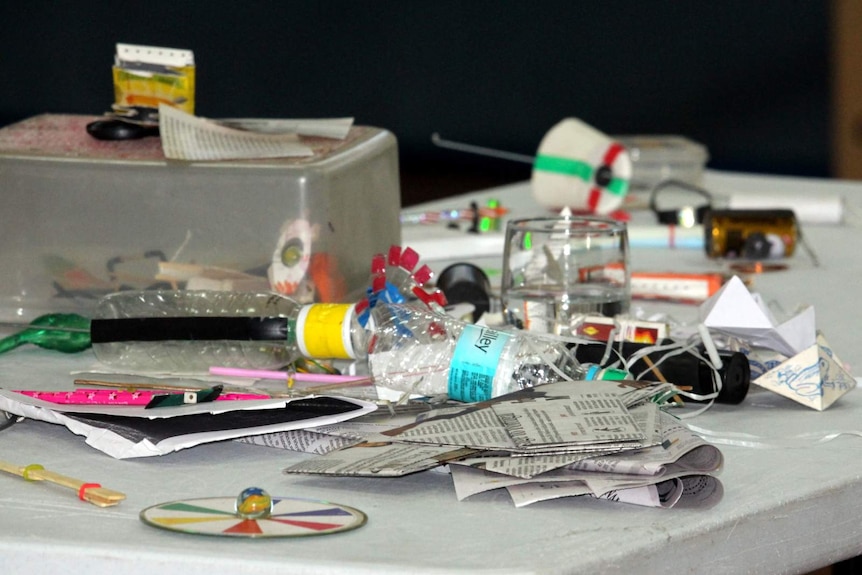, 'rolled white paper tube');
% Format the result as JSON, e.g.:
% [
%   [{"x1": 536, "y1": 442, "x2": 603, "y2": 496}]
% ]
[{"x1": 728, "y1": 192, "x2": 844, "y2": 224}]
